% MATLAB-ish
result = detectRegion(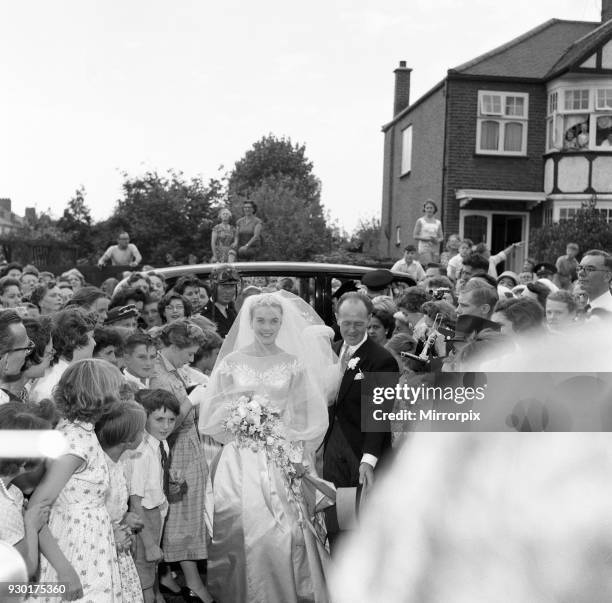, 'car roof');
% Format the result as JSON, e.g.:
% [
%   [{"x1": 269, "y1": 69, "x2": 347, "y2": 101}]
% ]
[{"x1": 154, "y1": 261, "x2": 416, "y2": 282}]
